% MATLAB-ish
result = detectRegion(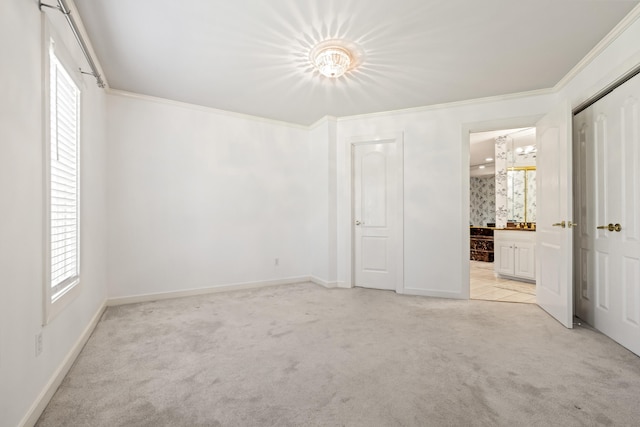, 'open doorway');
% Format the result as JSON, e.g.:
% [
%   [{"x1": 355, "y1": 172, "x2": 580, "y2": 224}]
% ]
[{"x1": 469, "y1": 128, "x2": 537, "y2": 304}]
